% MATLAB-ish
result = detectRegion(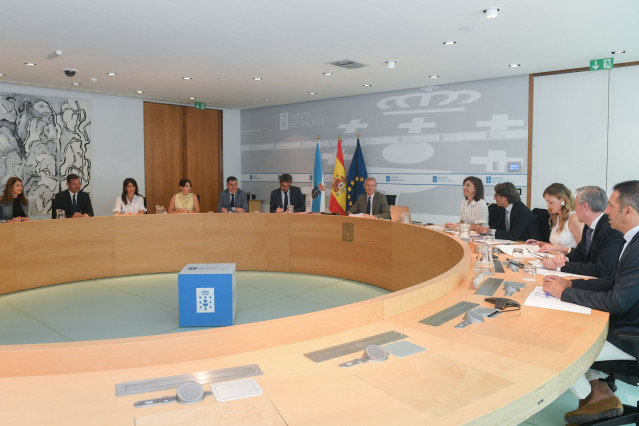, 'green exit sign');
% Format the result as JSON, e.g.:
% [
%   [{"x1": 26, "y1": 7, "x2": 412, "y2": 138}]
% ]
[
  {"x1": 590, "y1": 58, "x2": 614, "y2": 71},
  {"x1": 194, "y1": 101, "x2": 207, "y2": 110}
]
